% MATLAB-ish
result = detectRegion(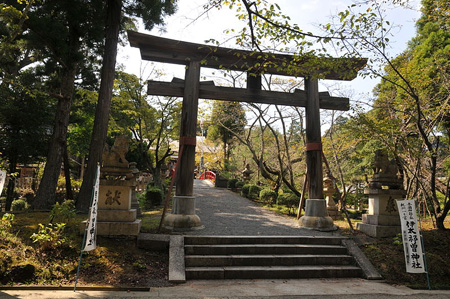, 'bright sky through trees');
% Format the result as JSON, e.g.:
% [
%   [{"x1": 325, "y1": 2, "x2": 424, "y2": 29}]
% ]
[{"x1": 118, "y1": 0, "x2": 421, "y2": 102}]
